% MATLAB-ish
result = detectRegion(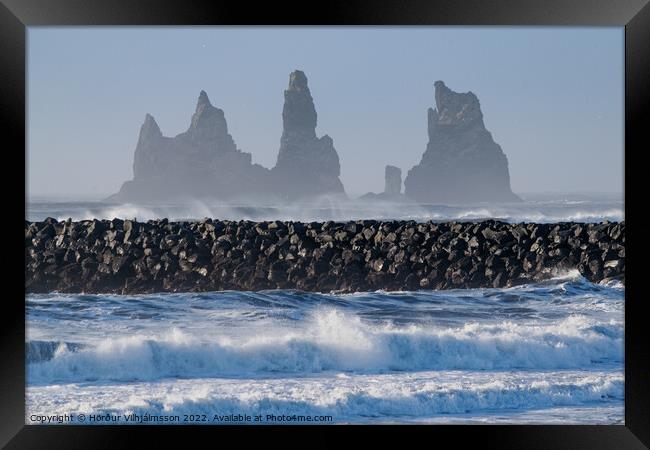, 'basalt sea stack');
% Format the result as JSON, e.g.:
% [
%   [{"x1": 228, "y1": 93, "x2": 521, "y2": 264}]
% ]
[
  {"x1": 405, "y1": 81, "x2": 521, "y2": 204},
  {"x1": 110, "y1": 91, "x2": 271, "y2": 203},
  {"x1": 110, "y1": 71, "x2": 345, "y2": 203},
  {"x1": 384, "y1": 165, "x2": 402, "y2": 196},
  {"x1": 359, "y1": 165, "x2": 405, "y2": 201},
  {"x1": 271, "y1": 70, "x2": 346, "y2": 201}
]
